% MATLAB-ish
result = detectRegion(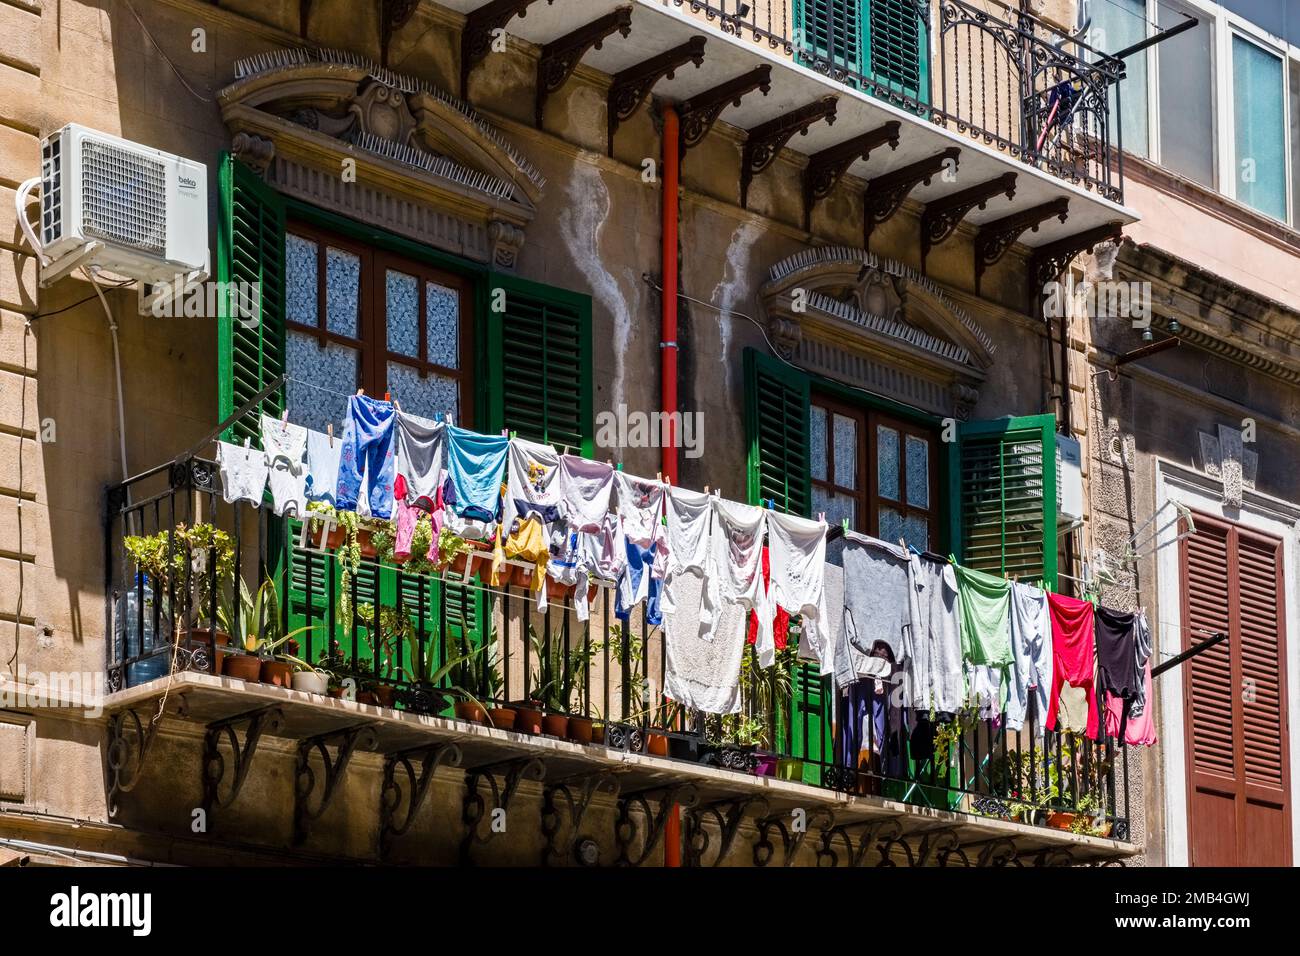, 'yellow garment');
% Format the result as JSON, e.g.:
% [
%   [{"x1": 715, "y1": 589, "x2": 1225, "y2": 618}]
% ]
[{"x1": 491, "y1": 515, "x2": 549, "y2": 591}]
